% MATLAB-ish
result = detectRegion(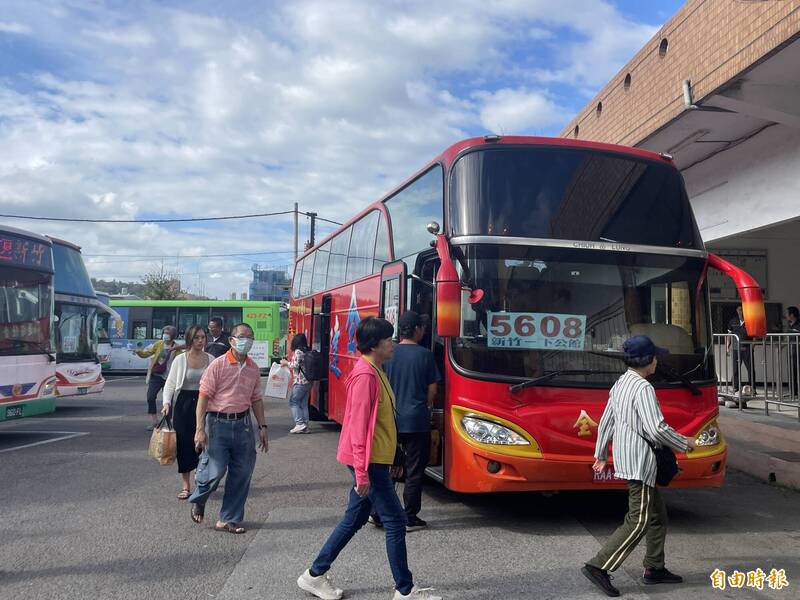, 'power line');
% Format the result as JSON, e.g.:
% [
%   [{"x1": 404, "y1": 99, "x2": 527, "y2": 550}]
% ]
[
  {"x1": 0, "y1": 210, "x2": 343, "y2": 226},
  {"x1": 83, "y1": 250, "x2": 294, "y2": 259}
]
